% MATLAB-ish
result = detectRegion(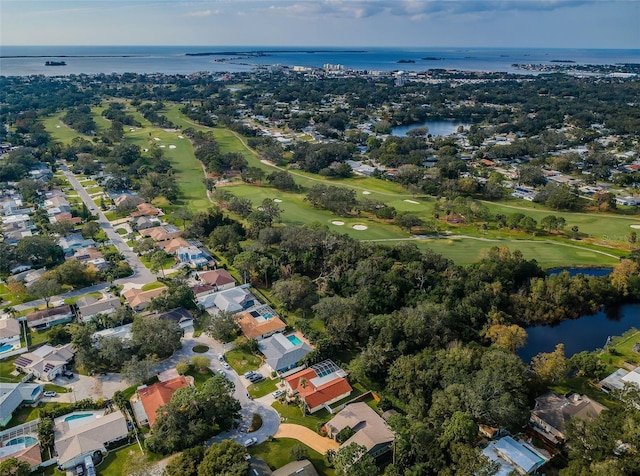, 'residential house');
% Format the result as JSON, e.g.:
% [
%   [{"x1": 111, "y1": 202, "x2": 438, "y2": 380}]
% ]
[
  {"x1": 122, "y1": 286, "x2": 167, "y2": 312},
  {"x1": 130, "y1": 202, "x2": 162, "y2": 218},
  {"x1": 197, "y1": 269, "x2": 236, "y2": 290},
  {"x1": 197, "y1": 285, "x2": 256, "y2": 313},
  {"x1": 14, "y1": 344, "x2": 74, "y2": 381},
  {"x1": 161, "y1": 237, "x2": 190, "y2": 255},
  {"x1": 71, "y1": 247, "x2": 108, "y2": 270},
  {"x1": 530, "y1": 392, "x2": 605, "y2": 444},
  {"x1": 139, "y1": 225, "x2": 182, "y2": 242},
  {"x1": 0, "y1": 317, "x2": 23, "y2": 355},
  {"x1": 273, "y1": 460, "x2": 319, "y2": 476},
  {"x1": 152, "y1": 307, "x2": 194, "y2": 331},
  {"x1": 0, "y1": 438, "x2": 42, "y2": 470},
  {"x1": 599, "y1": 367, "x2": 640, "y2": 393},
  {"x1": 190, "y1": 283, "x2": 216, "y2": 298},
  {"x1": 54, "y1": 410, "x2": 129, "y2": 470},
  {"x1": 326, "y1": 402, "x2": 395, "y2": 459},
  {"x1": 237, "y1": 309, "x2": 287, "y2": 341},
  {"x1": 130, "y1": 376, "x2": 191, "y2": 427},
  {"x1": 92, "y1": 323, "x2": 133, "y2": 345},
  {"x1": 12, "y1": 267, "x2": 46, "y2": 285},
  {"x1": 482, "y1": 436, "x2": 549, "y2": 476},
  {"x1": 26, "y1": 305, "x2": 74, "y2": 330},
  {"x1": 131, "y1": 215, "x2": 160, "y2": 231},
  {"x1": 113, "y1": 194, "x2": 144, "y2": 209},
  {"x1": 76, "y1": 295, "x2": 122, "y2": 323},
  {"x1": 259, "y1": 333, "x2": 312, "y2": 375},
  {"x1": 58, "y1": 233, "x2": 96, "y2": 257},
  {"x1": 176, "y1": 245, "x2": 210, "y2": 268},
  {"x1": 0, "y1": 382, "x2": 43, "y2": 426},
  {"x1": 284, "y1": 360, "x2": 352, "y2": 414}
]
